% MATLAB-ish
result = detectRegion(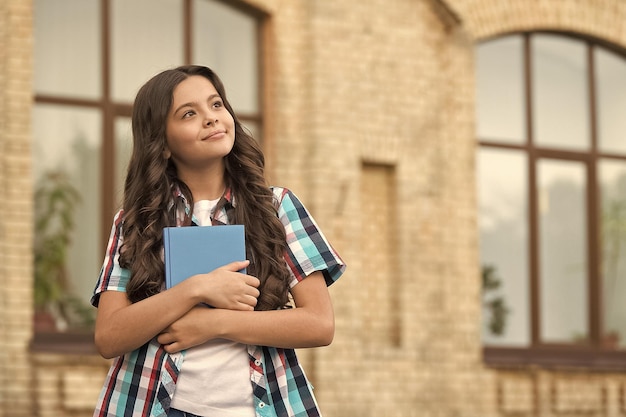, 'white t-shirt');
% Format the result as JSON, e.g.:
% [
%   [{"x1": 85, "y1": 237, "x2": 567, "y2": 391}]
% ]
[{"x1": 170, "y1": 198, "x2": 255, "y2": 417}]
